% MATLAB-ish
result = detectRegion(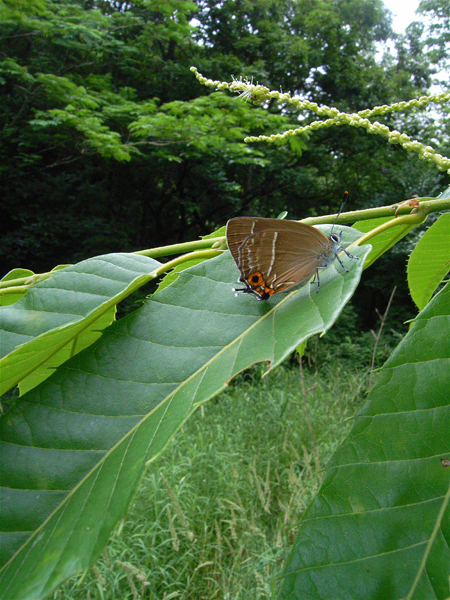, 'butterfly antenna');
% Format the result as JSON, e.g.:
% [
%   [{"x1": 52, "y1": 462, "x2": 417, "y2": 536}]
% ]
[{"x1": 331, "y1": 190, "x2": 349, "y2": 233}]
